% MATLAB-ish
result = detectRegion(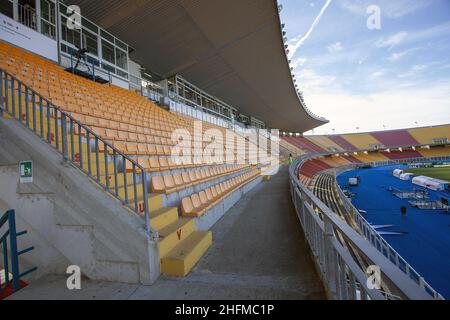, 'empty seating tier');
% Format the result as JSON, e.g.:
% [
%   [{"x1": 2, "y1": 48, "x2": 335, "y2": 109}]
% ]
[{"x1": 0, "y1": 40, "x2": 269, "y2": 278}]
